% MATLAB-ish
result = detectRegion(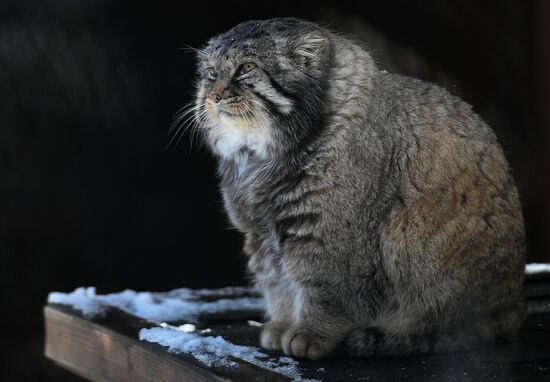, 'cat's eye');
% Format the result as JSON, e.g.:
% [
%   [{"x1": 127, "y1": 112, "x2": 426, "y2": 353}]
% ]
[
  {"x1": 204, "y1": 68, "x2": 217, "y2": 80},
  {"x1": 238, "y1": 62, "x2": 257, "y2": 76}
]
